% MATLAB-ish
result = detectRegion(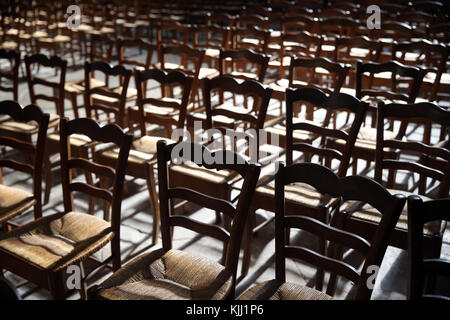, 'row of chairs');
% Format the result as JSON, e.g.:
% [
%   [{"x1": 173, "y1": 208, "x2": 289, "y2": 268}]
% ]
[{"x1": 0, "y1": 98, "x2": 447, "y2": 300}]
